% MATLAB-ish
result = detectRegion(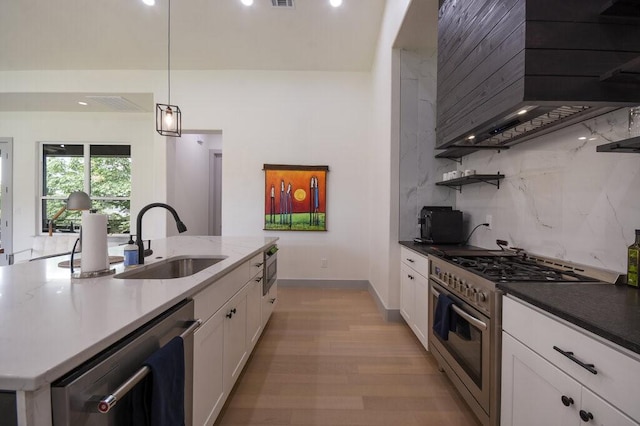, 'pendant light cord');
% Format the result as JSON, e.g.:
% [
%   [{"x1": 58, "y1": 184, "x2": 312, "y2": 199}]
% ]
[{"x1": 167, "y1": 0, "x2": 171, "y2": 105}]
